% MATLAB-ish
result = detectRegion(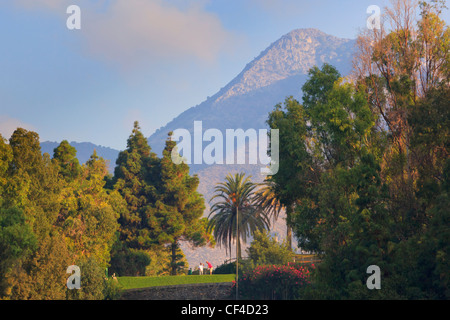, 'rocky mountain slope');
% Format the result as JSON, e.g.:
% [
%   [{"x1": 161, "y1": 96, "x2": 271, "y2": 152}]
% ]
[{"x1": 148, "y1": 28, "x2": 355, "y2": 157}]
